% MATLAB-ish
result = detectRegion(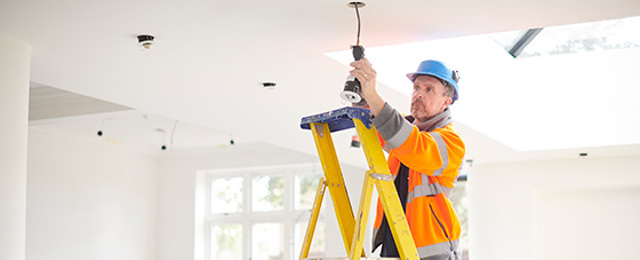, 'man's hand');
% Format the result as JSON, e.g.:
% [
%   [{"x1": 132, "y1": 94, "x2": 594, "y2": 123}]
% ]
[{"x1": 350, "y1": 58, "x2": 385, "y2": 116}]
